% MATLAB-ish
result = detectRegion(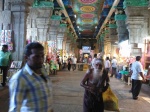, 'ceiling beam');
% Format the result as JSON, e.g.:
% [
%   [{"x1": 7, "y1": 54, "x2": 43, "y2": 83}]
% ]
[
  {"x1": 96, "y1": 0, "x2": 120, "y2": 39},
  {"x1": 56, "y1": 0, "x2": 77, "y2": 39}
]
